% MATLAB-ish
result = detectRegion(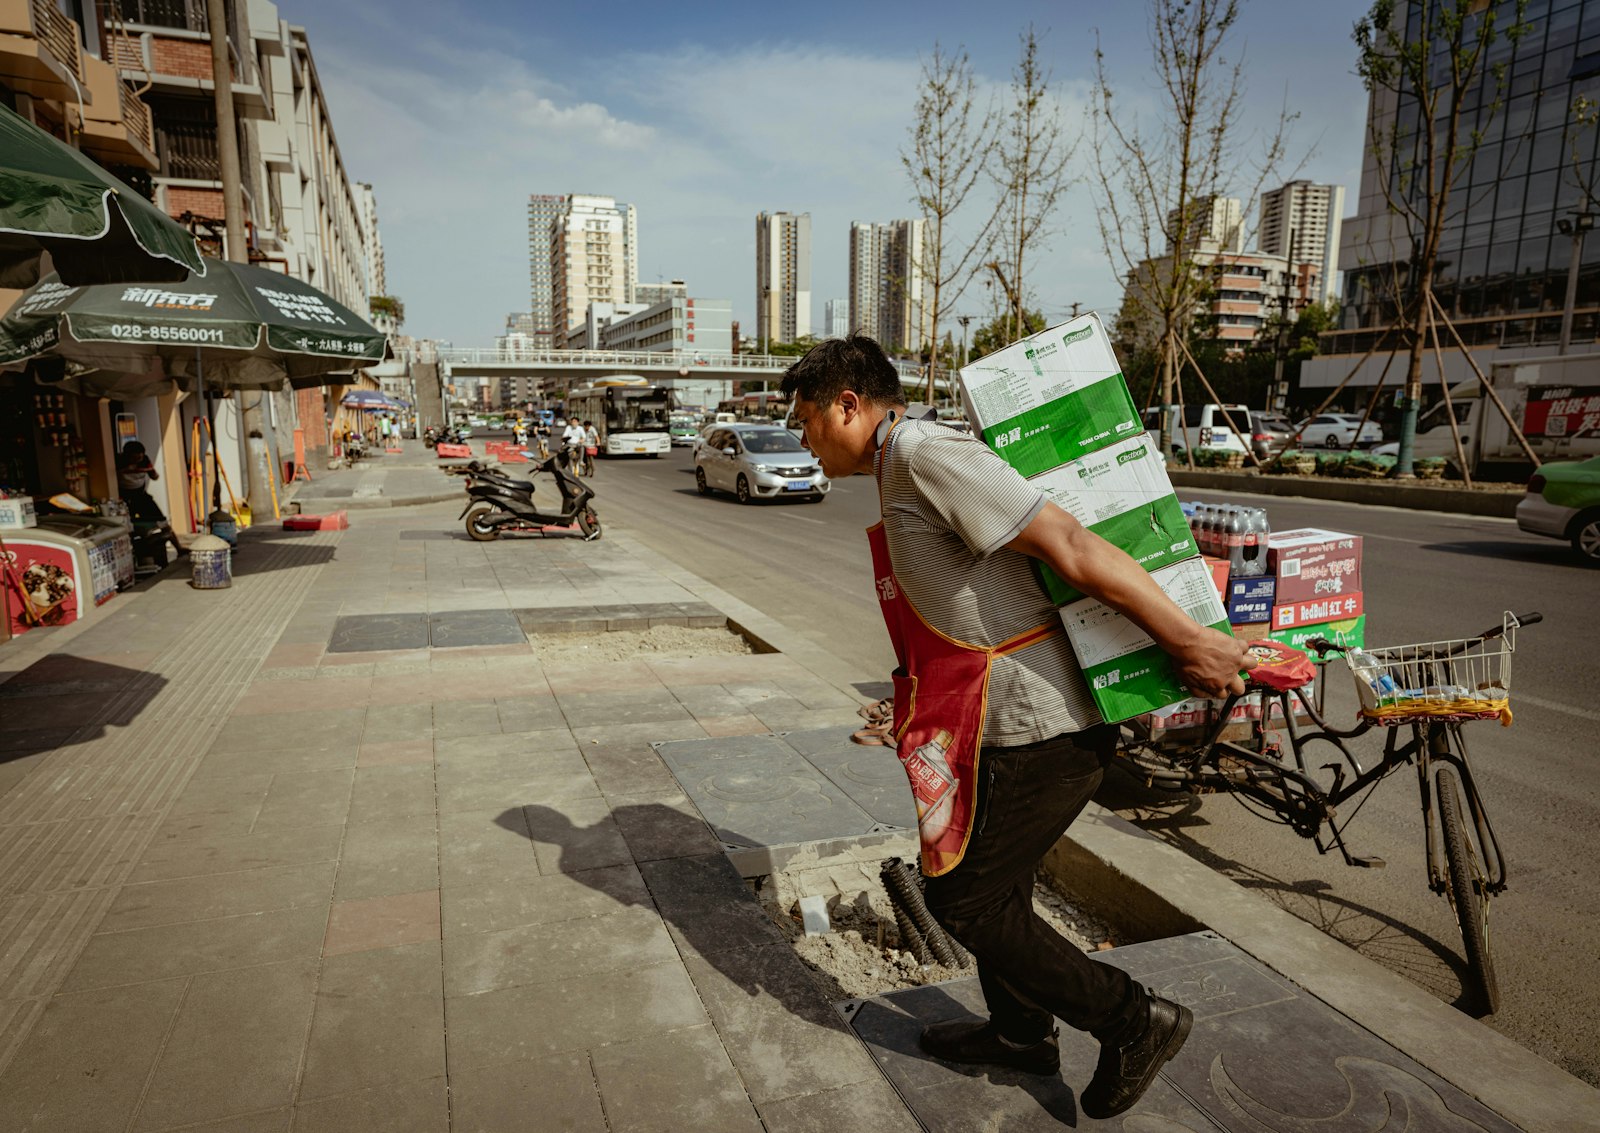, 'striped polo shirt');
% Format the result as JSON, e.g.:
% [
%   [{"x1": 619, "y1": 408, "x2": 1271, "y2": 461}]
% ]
[{"x1": 875, "y1": 414, "x2": 1102, "y2": 746}]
